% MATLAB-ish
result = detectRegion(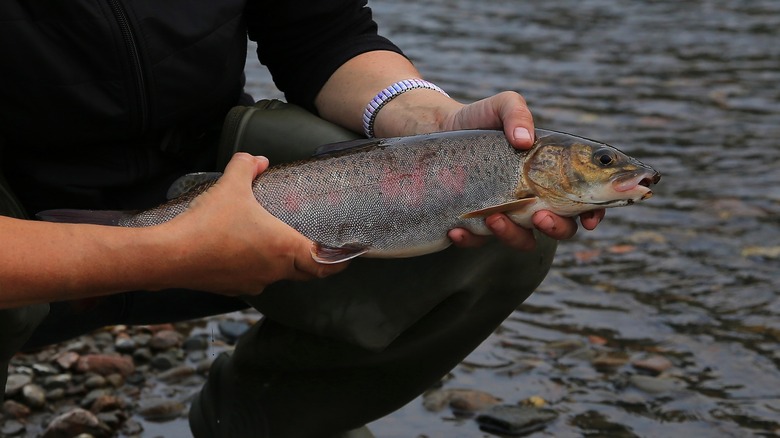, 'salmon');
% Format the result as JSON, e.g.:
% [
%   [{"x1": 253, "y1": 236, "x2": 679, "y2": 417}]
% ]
[{"x1": 39, "y1": 129, "x2": 660, "y2": 264}]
